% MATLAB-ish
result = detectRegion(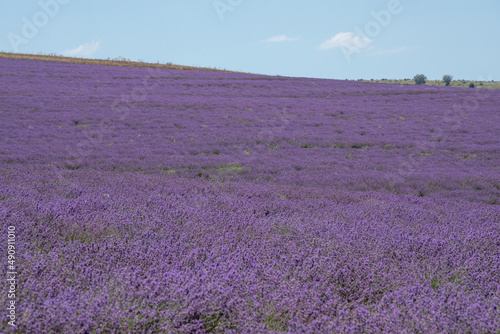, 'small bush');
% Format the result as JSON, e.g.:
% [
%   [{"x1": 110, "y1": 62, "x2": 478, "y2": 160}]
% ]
[
  {"x1": 469, "y1": 83, "x2": 475, "y2": 88},
  {"x1": 414, "y1": 74, "x2": 427, "y2": 85}
]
